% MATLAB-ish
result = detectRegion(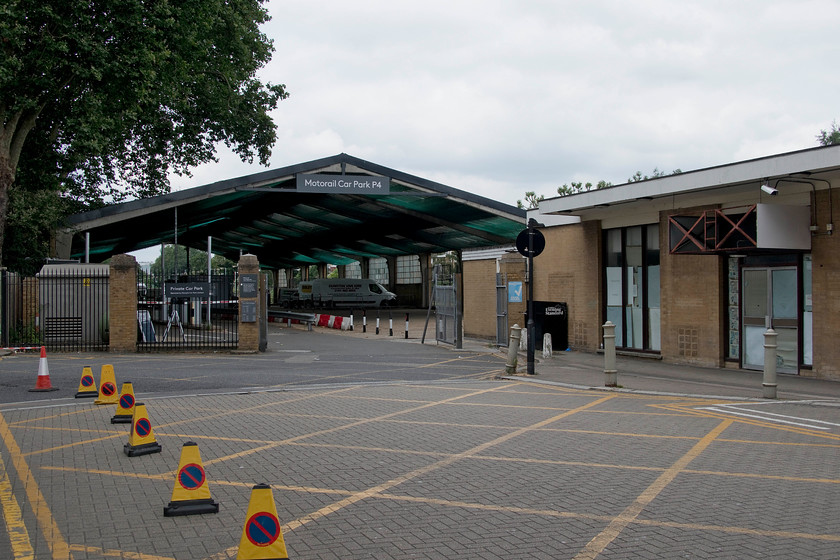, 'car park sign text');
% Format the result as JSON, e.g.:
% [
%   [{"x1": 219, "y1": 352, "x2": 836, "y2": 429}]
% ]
[{"x1": 297, "y1": 174, "x2": 390, "y2": 194}]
